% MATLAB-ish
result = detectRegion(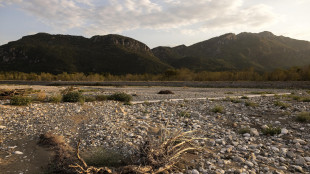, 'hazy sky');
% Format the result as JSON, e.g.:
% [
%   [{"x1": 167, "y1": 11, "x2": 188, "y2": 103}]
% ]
[{"x1": 1, "y1": 0, "x2": 310, "y2": 48}]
